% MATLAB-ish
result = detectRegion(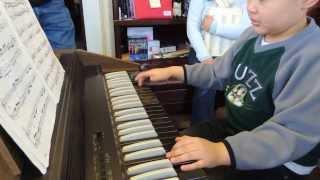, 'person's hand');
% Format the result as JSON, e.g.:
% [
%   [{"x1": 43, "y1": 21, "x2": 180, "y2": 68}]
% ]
[
  {"x1": 135, "y1": 68, "x2": 171, "y2": 86},
  {"x1": 166, "y1": 136, "x2": 230, "y2": 171},
  {"x1": 202, "y1": 15, "x2": 214, "y2": 32},
  {"x1": 202, "y1": 58, "x2": 215, "y2": 64}
]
